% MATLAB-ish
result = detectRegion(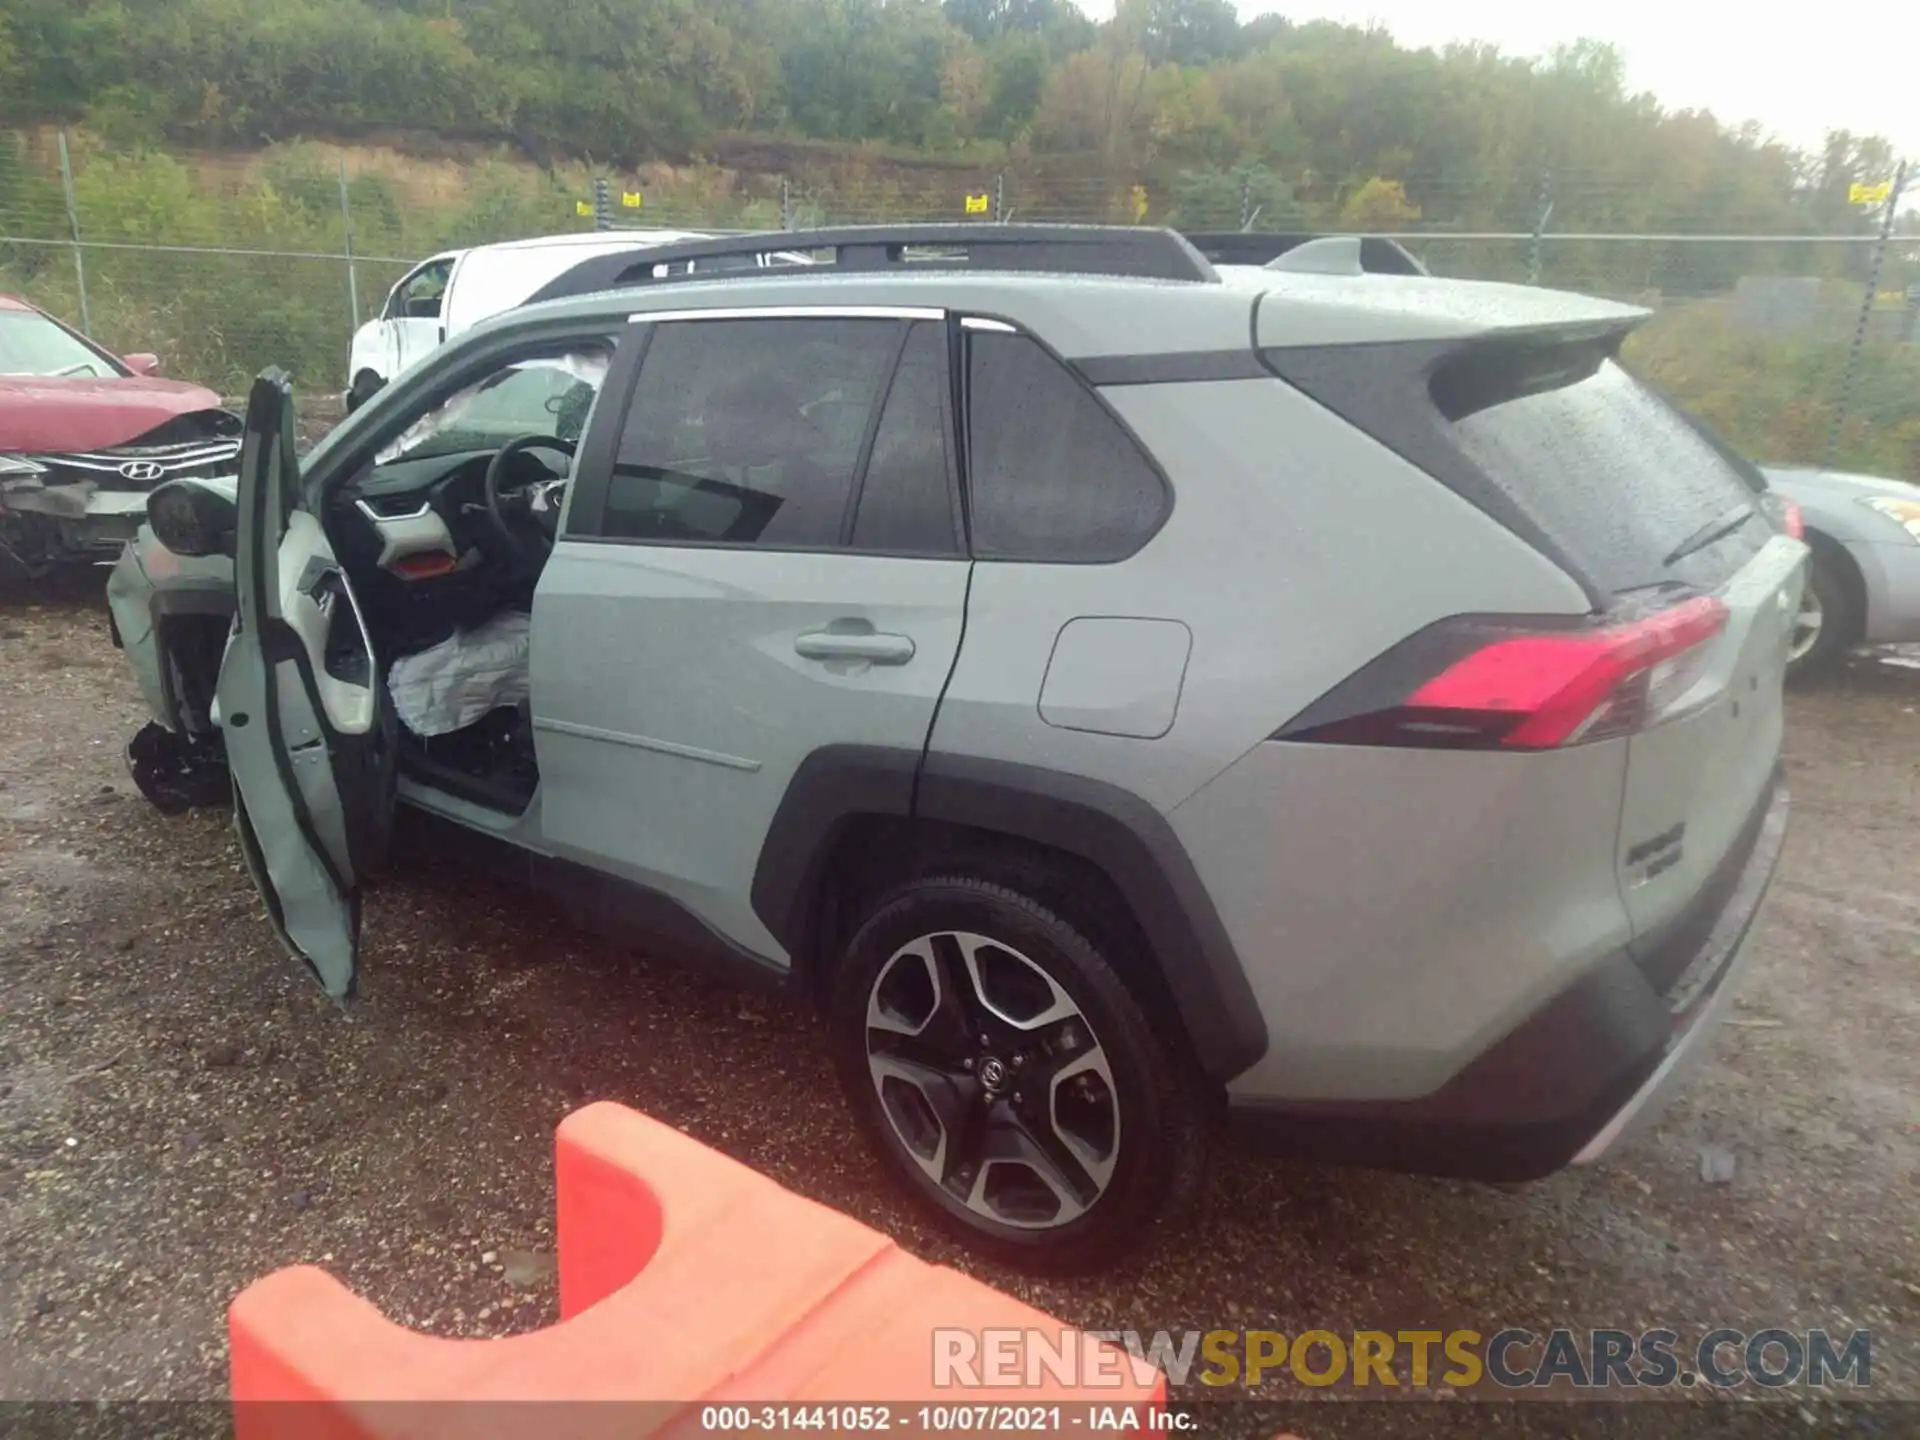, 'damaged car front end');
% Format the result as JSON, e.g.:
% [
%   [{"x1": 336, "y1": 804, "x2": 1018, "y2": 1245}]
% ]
[
  {"x1": 0, "y1": 295, "x2": 241, "y2": 582},
  {"x1": 1, "y1": 414, "x2": 243, "y2": 578}
]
